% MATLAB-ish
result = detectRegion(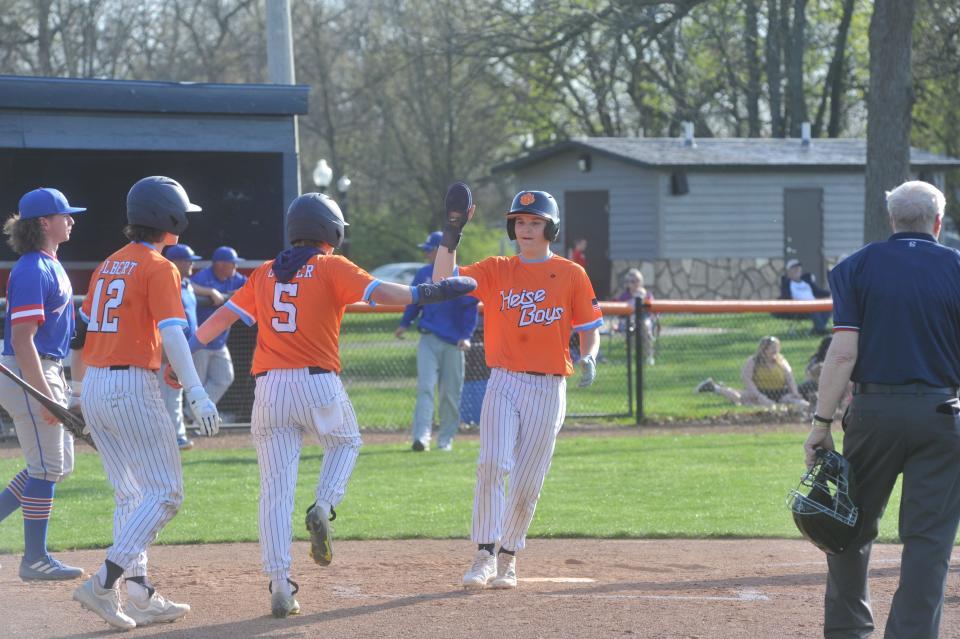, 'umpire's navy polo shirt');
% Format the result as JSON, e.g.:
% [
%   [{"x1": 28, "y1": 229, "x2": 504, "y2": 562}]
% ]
[{"x1": 830, "y1": 231, "x2": 960, "y2": 386}]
